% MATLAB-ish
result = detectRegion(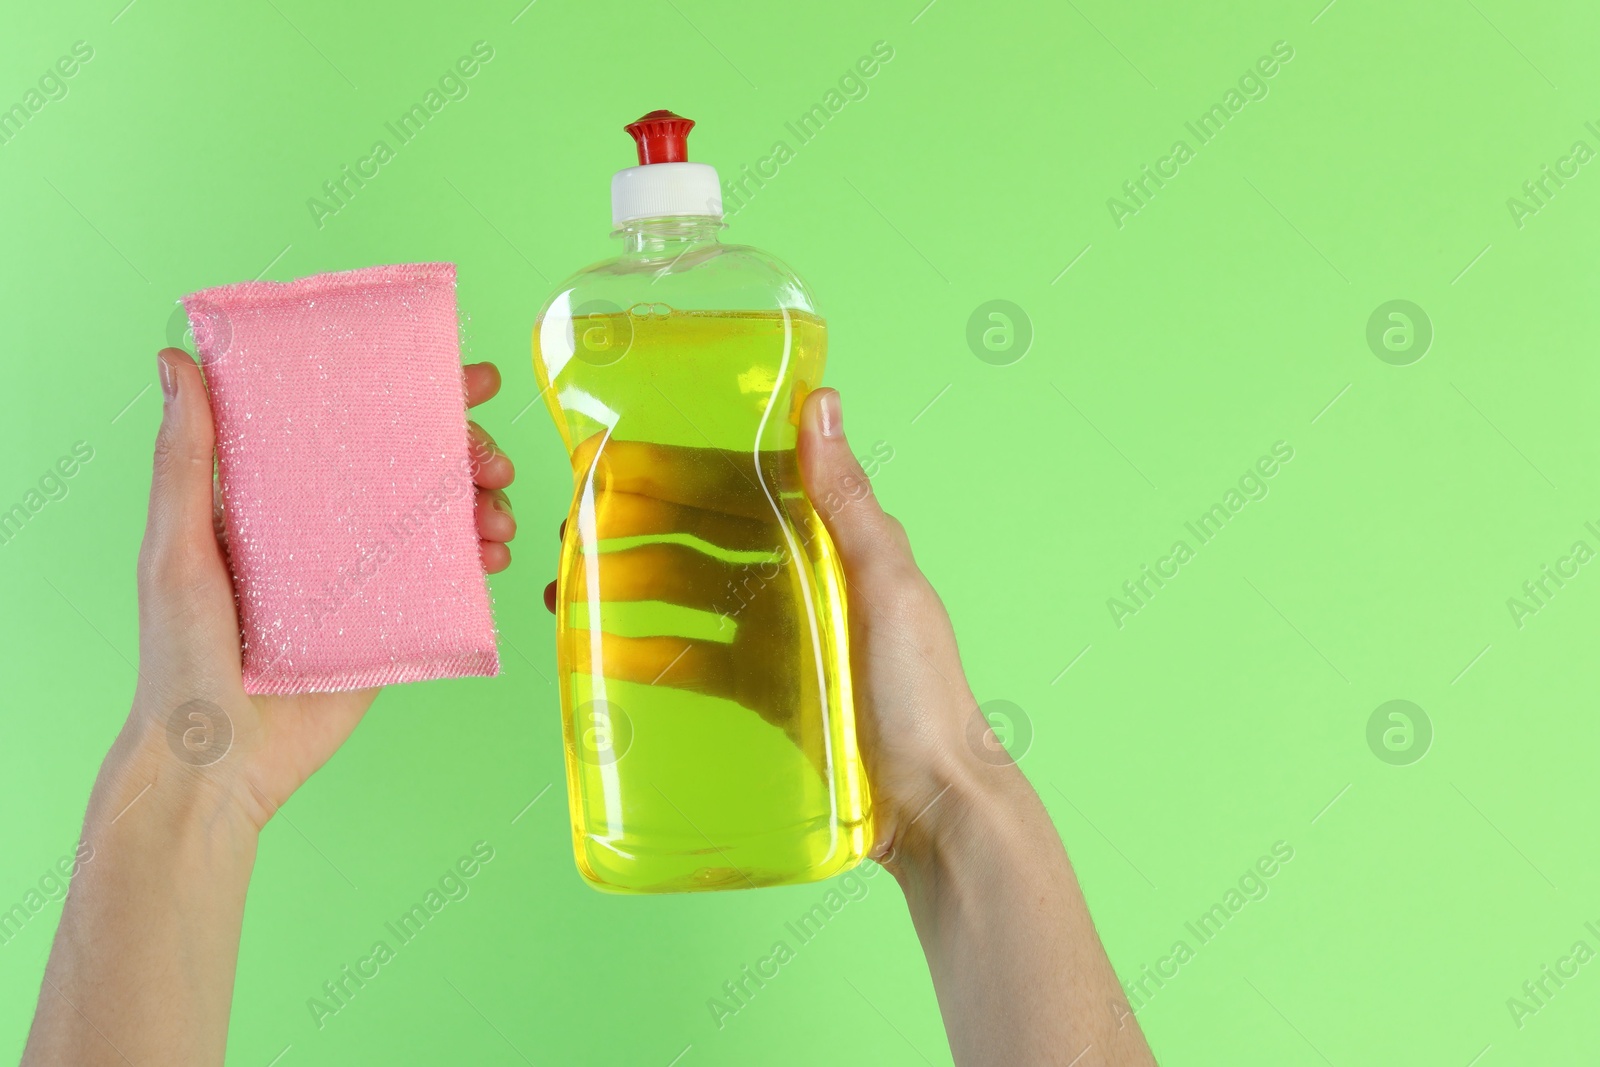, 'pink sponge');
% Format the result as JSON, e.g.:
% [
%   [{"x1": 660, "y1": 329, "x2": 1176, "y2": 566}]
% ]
[{"x1": 182, "y1": 262, "x2": 499, "y2": 694}]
